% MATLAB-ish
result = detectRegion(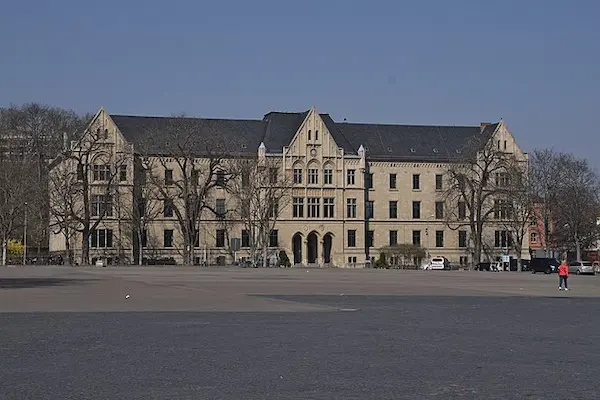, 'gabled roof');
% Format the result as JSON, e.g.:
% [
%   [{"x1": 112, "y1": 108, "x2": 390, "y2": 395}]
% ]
[{"x1": 108, "y1": 110, "x2": 500, "y2": 162}]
